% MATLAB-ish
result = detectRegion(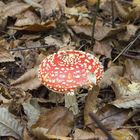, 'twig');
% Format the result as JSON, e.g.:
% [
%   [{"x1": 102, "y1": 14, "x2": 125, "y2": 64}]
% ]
[
  {"x1": 111, "y1": 0, "x2": 115, "y2": 28},
  {"x1": 119, "y1": 126, "x2": 140, "y2": 129},
  {"x1": 89, "y1": 112, "x2": 115, "y2": 140},
  {"x1": 91, "y1": 0, "x2": 100, "y2": 47},
  {"x1": 112, "y1": 33, "x2": 140, "y2": 62},
  {"x1": 118, "y1": 0, "x2": 132, "y2": 5},
  {"x1": 9, "y1": 45, "x2": 55, "y2": 51}
]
